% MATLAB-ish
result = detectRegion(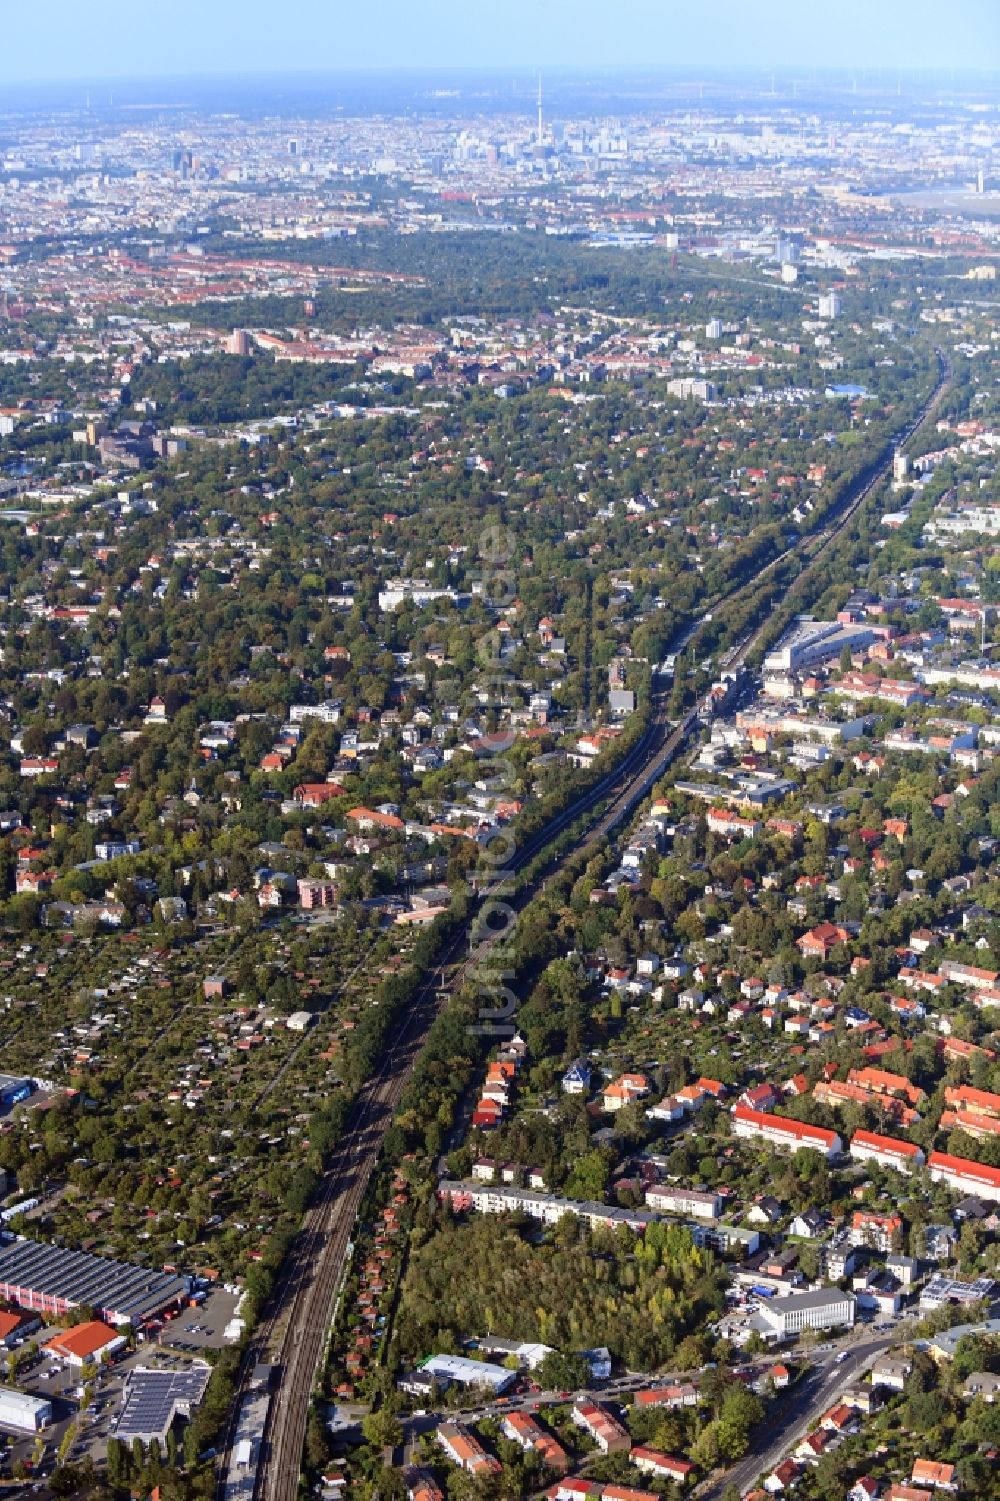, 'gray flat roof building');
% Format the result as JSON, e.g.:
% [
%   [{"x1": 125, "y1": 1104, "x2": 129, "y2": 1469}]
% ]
[
  {"x1": 756, "y1": 1287, "x2": 856, "y2": 1339},
  {"x1": 0, "y1": 1388, "x2": 51, "y2": 1433},
  {"x1": 919, "y1": 1273, "x2": 996, "y2": 1310},
  {"x1": 412, "y1": 1354, "x2": 515, "y2": 1394}
]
